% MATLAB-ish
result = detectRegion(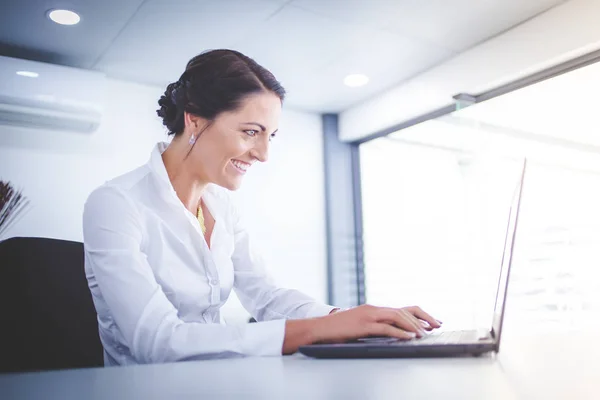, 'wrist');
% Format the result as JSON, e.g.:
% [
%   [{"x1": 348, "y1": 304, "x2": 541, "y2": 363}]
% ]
[{"x1": 283, "y1": 318, "x2": 318, "y2": 355}]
